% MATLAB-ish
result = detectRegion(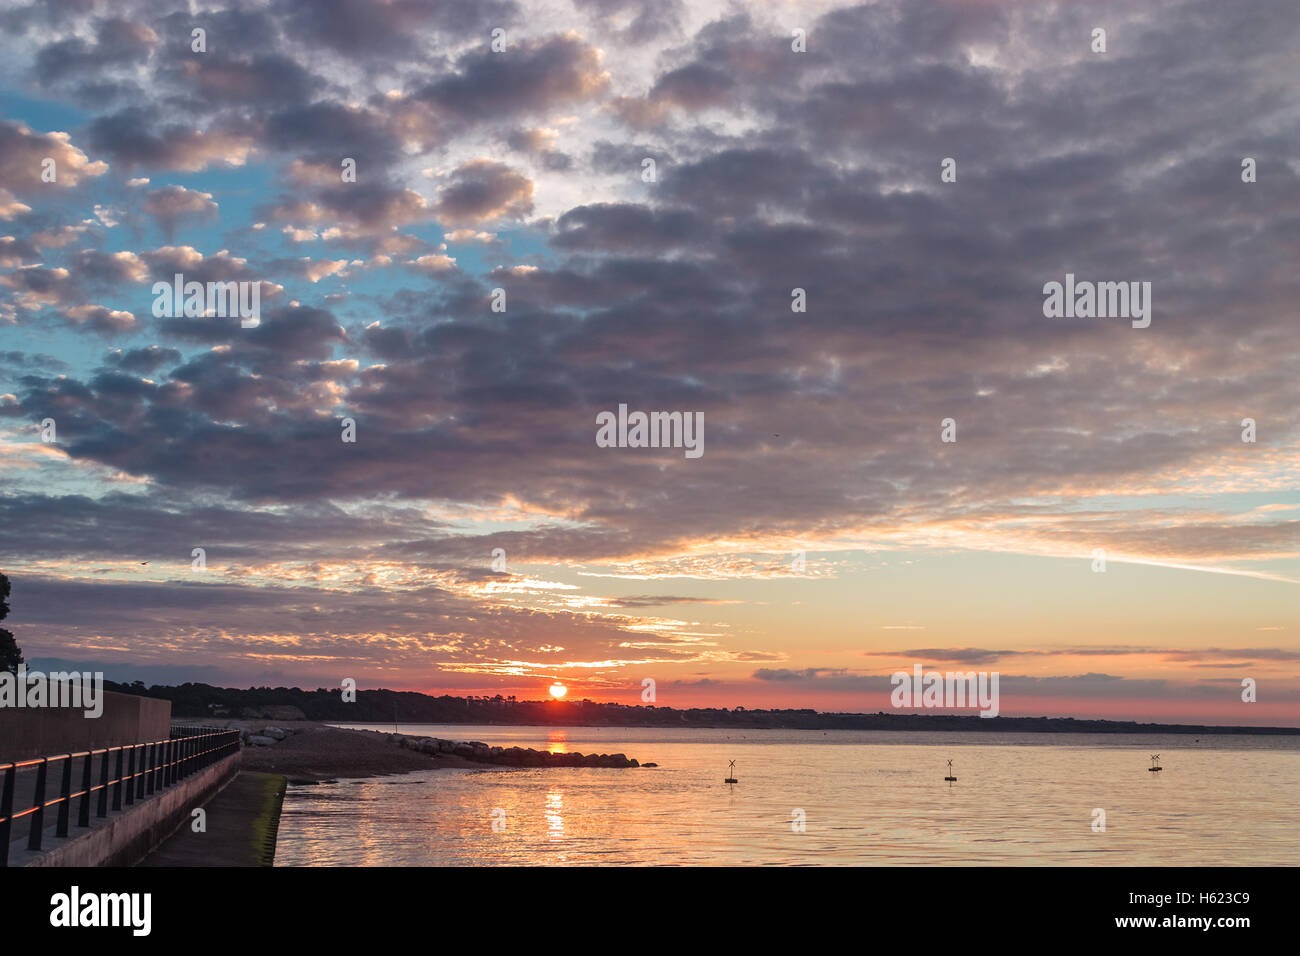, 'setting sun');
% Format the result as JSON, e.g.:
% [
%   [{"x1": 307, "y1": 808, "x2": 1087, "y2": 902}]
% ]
[{"x1": 548, "y1": 682, "x2": 568, "y2": 699}]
